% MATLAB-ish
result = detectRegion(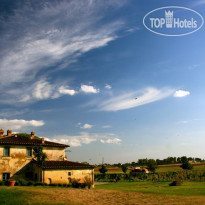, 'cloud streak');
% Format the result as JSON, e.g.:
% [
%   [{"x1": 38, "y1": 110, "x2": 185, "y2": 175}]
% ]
[{"x1": 94, "y1": 87, "x2": 174, "y2": 111}]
